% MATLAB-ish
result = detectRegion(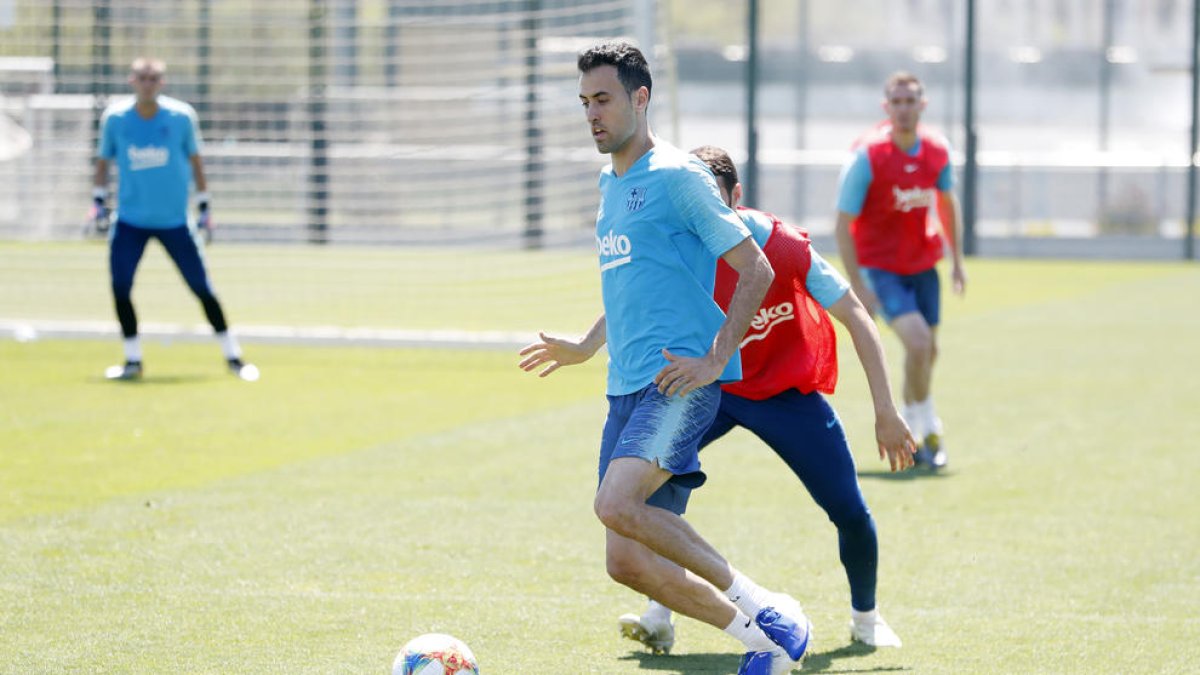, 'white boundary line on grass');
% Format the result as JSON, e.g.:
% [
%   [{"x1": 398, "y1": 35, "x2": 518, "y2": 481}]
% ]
[{"x1": 0, "y1": 319, "x2": 536, "y2": 351}]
